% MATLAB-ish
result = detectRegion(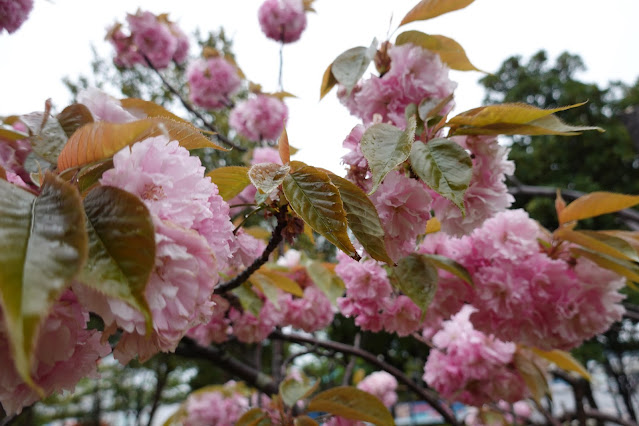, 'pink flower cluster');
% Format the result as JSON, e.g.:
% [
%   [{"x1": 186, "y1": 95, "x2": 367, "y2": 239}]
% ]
[
  {"x1": 0, "y1": 291, "x2": 111, "y2": 415},
  {"x1": 431, "y1": 135, "x2": 514, "y2": 236},
  {"x1": 356, "y1": 371, "x2": 398, "y2": 408},
  {"x1": 187, "y1": 57, "x2": 242, "y2": 110},
  {"x1": 0, "y1": 121, "x2": 32, "y2": 189},
  {"x1": 283, "y1": 284, "x2": 334, "y2": 333},
  {"x1": 335, "y1": 253, "x2": 423, "y2": 336},
  {"x1": 423, "y1": 305, "x2": 528, "y2": 406},
  {"x1": 258, "y1": 0, "x2": 307, "y2": 43},
  {"x1": 420, "y1": 209, "x2": 626, "y2": 350},
  {"x1": 229, "y1": 95, "x2": 288, "y2": 142},
  {"x1": 74, "y1": 136, "x2": 236, "y2": 363},
  {"x1": 339, "y1": 43, "x2": 456, "y2": 129},
  {"x1": 183, "y1": 381, "x2": 249, "y2": 426},
  {"x1": 107, "y1": 10, "x2": 189, "y2": 69},
  {"x1": 0, "y1": 0, "x2": 33, "y2": 34},
  {"x1": 77, "y1": 87, "x2": 137, "y2": 123}
]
